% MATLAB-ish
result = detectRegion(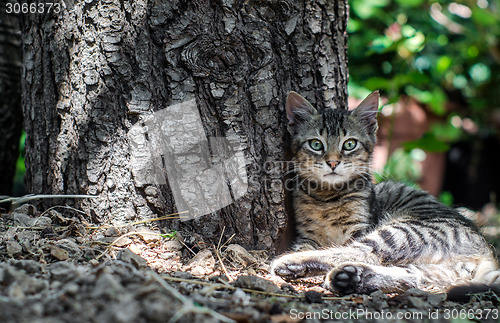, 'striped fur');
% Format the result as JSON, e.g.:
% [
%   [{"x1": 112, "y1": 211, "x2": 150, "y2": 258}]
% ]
[{"x1": 272, "y1": 91, "x2": 500, "y2": 295}]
